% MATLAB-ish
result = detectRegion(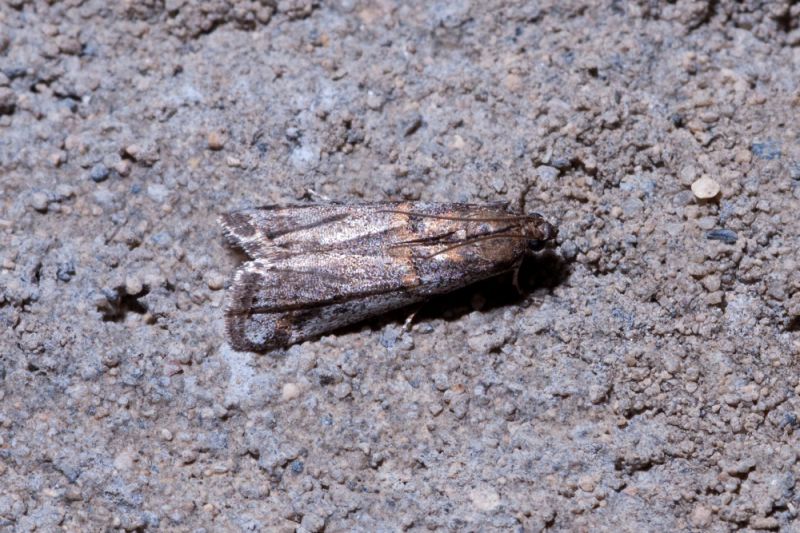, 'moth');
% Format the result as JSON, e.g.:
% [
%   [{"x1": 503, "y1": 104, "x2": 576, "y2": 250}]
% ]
[{"x1": 220, "y1": 202, "x2": 557, "y2": 352}]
